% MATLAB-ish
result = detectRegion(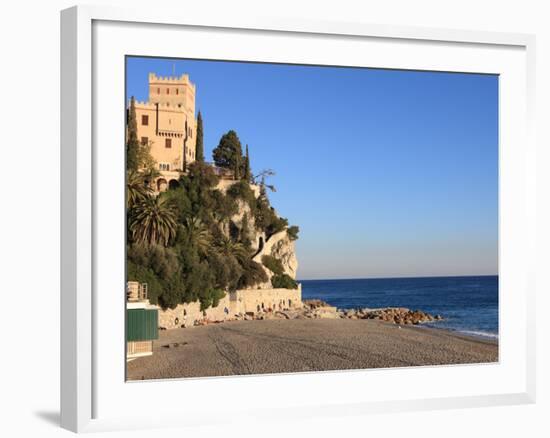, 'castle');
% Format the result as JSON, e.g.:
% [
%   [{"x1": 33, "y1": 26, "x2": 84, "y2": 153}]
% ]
[
  {"x1": 131, "y1": 73, "x2": 198, "y2": 192},
  {"x1": 126, "y1": 71, "x2": 302, "y2": 342}
]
